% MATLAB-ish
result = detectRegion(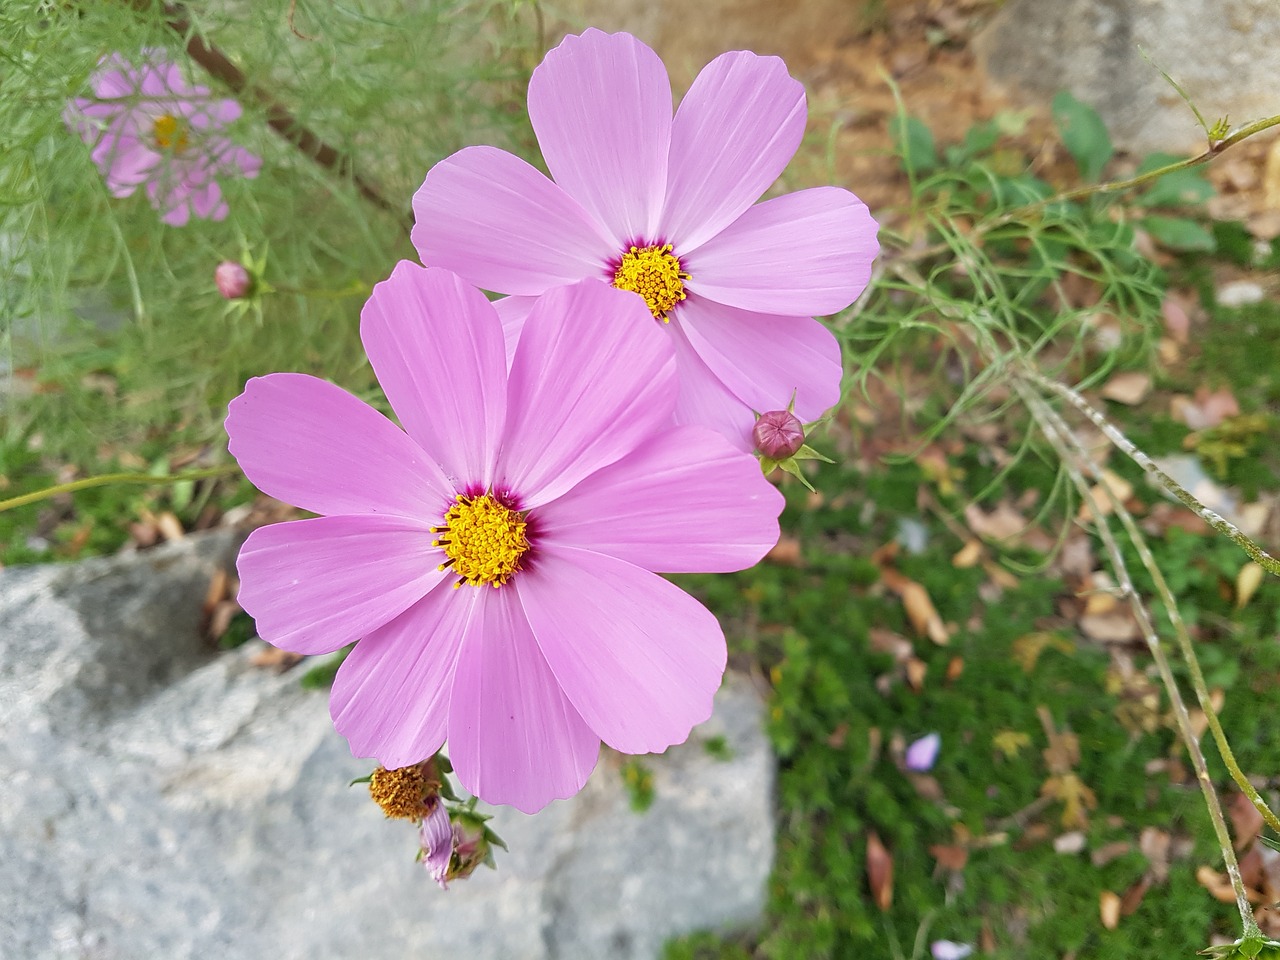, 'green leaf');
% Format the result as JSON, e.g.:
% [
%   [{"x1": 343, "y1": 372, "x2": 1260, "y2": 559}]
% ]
[
  {"x1": 1051, "y1": 91, "x2": 1113, "y2": 182},
  {"x1": 1142, "y1": 215, "x2": 1217, "y2": 252},
  {"x1": 888, "y1": 114, "x2": 938, "y2": 176}
]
